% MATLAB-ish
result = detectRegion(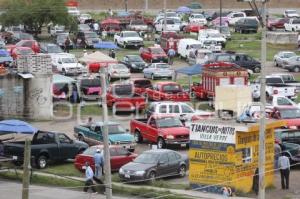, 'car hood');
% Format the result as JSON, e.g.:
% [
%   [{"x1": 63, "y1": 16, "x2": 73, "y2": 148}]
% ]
[
  {"x1": 109, "y1": 133, "x2": 134, "y2": 143},
  {"x1": 159, "y1": 127, "x2": 189, "y2": 136},
  {"x1": 121, "y1": 162, "x2": 156, "y2": 172}
]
